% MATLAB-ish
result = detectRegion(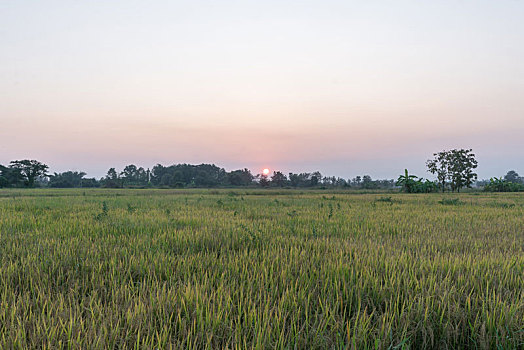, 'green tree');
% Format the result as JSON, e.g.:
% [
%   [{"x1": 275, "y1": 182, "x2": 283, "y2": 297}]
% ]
[
  {"x1": 310, "y1": 171, "x2": 322, "y2": 187},
  {"x1": 447, "y1": 149, "x2": 478, "y2": 192},
  {"x1": 258, "y1": 174, "x2": 270, "y2": 187},
  {"x1": 0, "y1": 165, "x2": 10, "y2": 187},
  {"x1": 426, "y1": 149, "x2": 477, "y2": 192},
  {"x1": 396, "y1": 169, "x2": 417, "y2": 193},
  {"x1": 288, "y1": 173, "x2": 300, "y2": 187},
  {"x1": 361, "y1": 175, "x2": 378, "y2": 189},
  {"x1": 103, "y1": 168, "x2": 122, "y2": 188},
  {"x1": 3, "y1": 166, "x2": 24, "y2": 187},
  {"x1": 426, "y1": 151, "x2": 449, "y2": 192},
  {"x1": 270, "y1": 171, "x2": 287, "y2": 187},
  {"x1": 121, "y1": 164, "x2": 138, "y2": 184},
  {"x1": 504, "y1": 170, "x2": 522, "y2": 184},
  {"x1": 107, "y1": 168, "x2": 118, "y2": 180},
  {"x1": 9, "y1": 160, "x2": 49, "y2": 187},
  {"x1": 49, "y1": 171, "x2": 86, "y2": 188},
  {"x1": 80, "y1": 178, "x2": 99, "y2": 188},
  {"x1": 136, "y1": 167, "x2": 148, "y2": 185}
]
